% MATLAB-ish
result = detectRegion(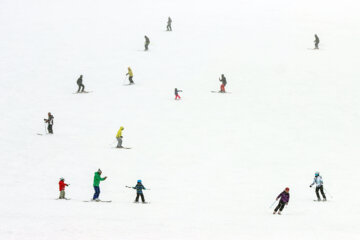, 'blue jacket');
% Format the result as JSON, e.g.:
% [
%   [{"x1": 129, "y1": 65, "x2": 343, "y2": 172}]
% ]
[
  {"x1": 311, "y1": 176, "x2": 323, "y2": 187},
  {"x1": 133, "y1": 183, "x2": 146, "y2": 194}
]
